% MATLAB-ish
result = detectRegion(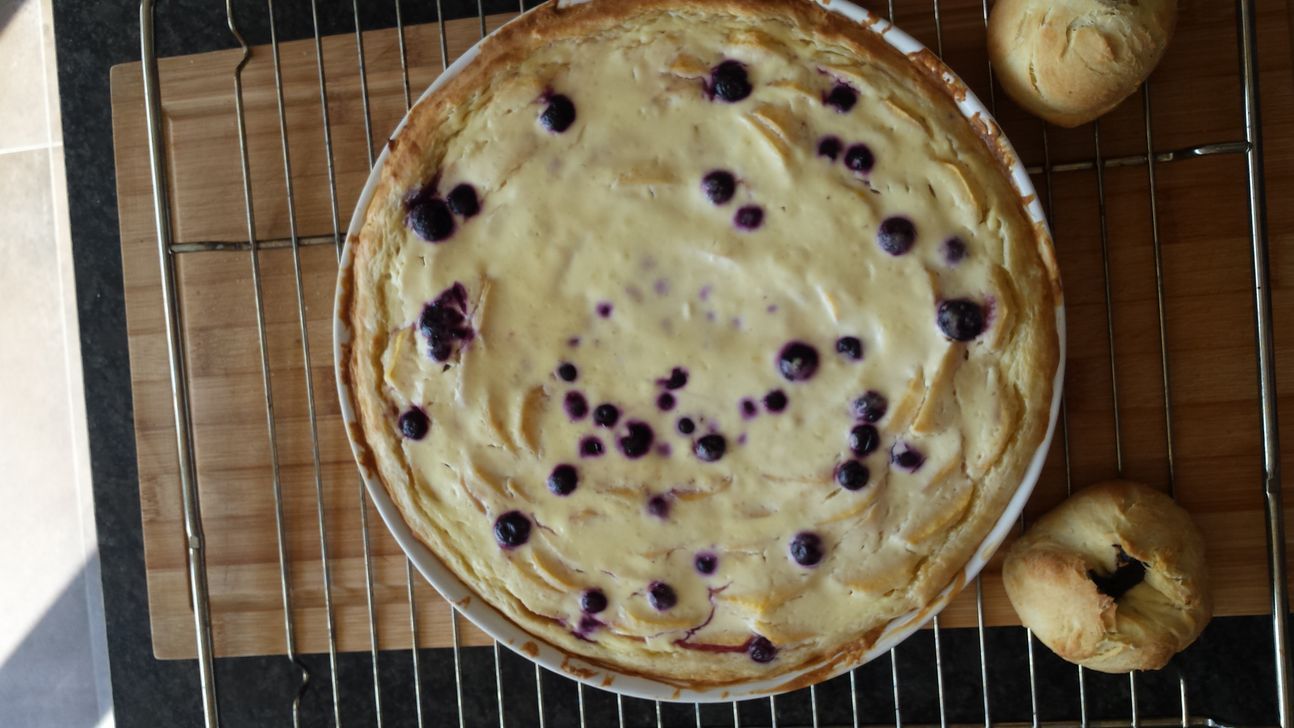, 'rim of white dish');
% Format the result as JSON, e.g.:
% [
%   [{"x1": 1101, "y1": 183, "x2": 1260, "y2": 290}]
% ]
[{"x1": 333, "y1": 0, "x2": 1065, "y2": 703}]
